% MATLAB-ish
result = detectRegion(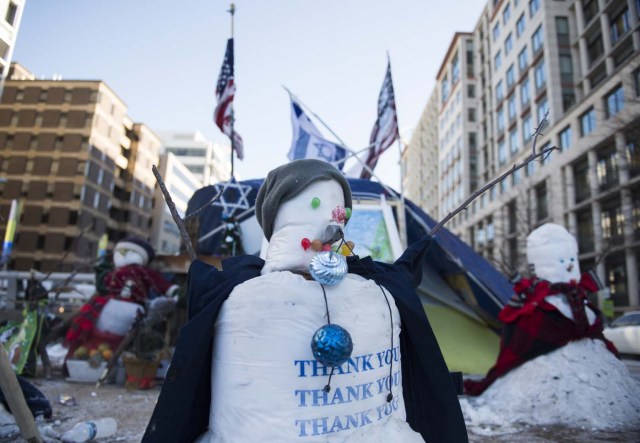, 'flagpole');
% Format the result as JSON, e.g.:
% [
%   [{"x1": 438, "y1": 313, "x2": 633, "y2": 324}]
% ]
[
  {"x1": 228, "y1": 3, "x2": 236, "y2": 180},
  {"x1": 387, "y1": 52, "x2": 407, "y2": 248}
]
